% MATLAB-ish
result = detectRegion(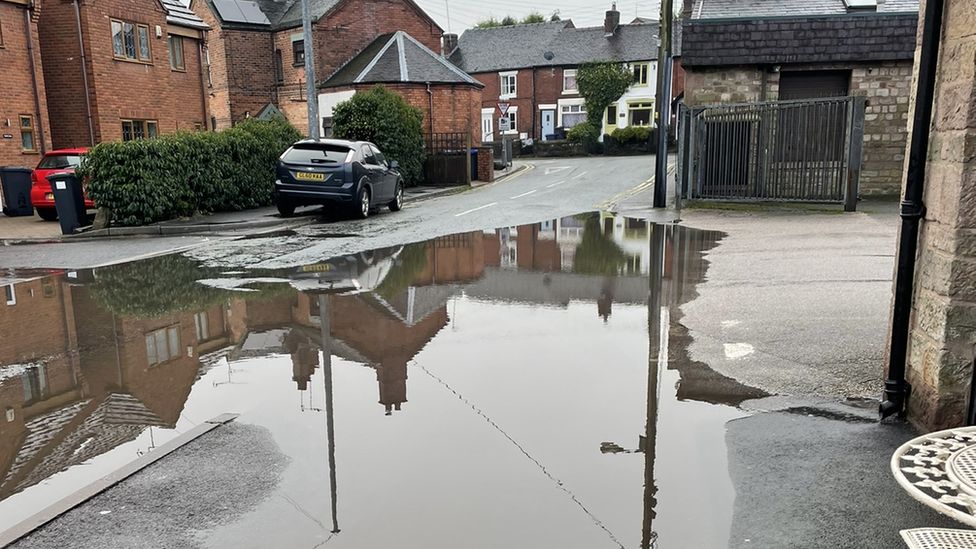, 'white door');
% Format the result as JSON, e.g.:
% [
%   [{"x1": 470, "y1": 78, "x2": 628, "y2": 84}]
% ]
[
  {"x1": 481, "y1": 110, "x2": 494, "y2": 142},
  {"x1": 541, "y1": 109, "x2": 555, "y2": 140}
]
